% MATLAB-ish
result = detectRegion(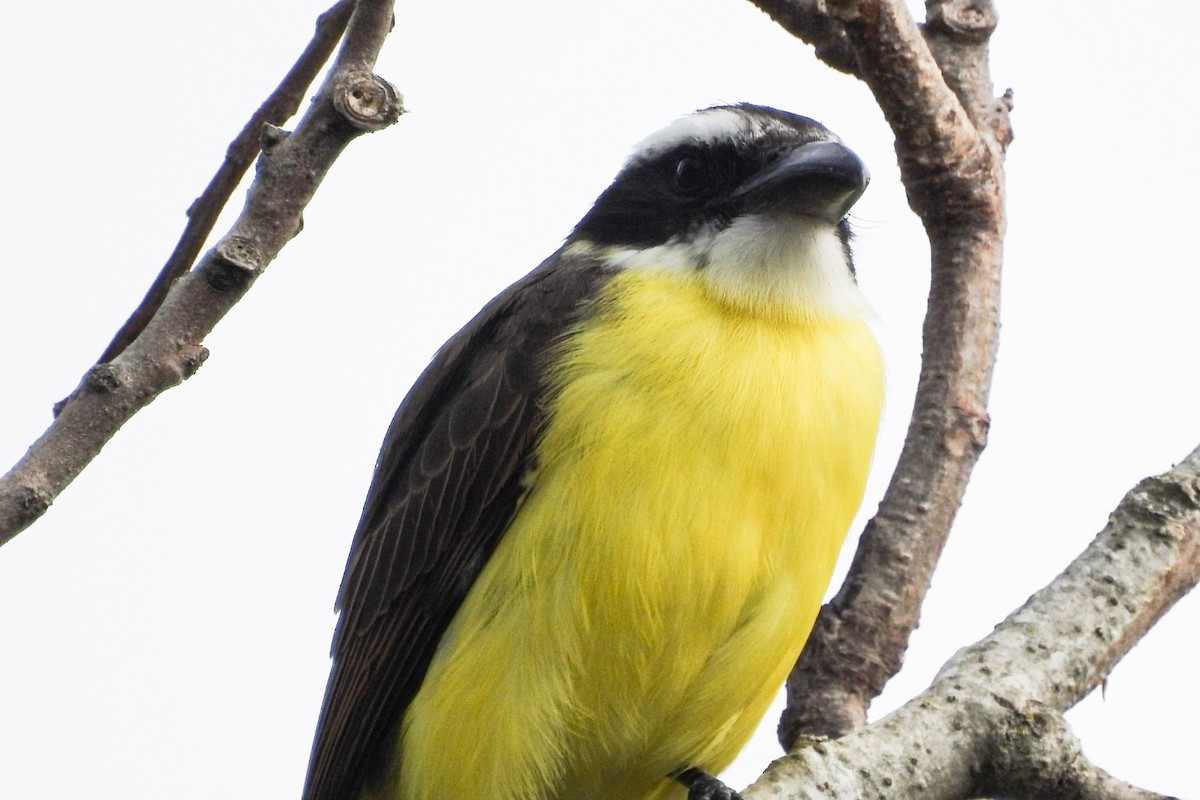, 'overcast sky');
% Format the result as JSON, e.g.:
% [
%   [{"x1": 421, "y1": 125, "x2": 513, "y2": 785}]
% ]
[{"x1": 2, "y1": 1, "x2": 1197, "y2": 798}]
